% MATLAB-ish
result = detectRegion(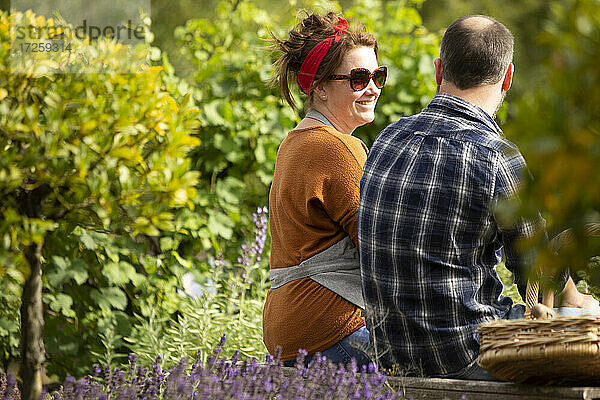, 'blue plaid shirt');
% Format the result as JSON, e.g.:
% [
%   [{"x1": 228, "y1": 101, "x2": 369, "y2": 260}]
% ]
[{"x1": 358, "y1": 93, "x2": 538, "y2": 377}]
